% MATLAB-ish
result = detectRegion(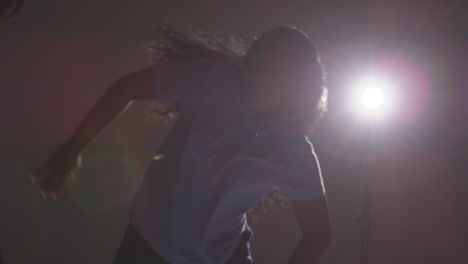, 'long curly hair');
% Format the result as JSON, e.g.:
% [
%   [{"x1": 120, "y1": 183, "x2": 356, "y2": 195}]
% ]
[{"x1": 147, "y1": 24, "x2": 328, "y2": 219}]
